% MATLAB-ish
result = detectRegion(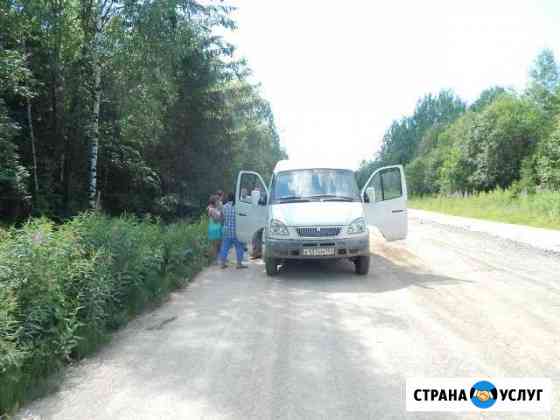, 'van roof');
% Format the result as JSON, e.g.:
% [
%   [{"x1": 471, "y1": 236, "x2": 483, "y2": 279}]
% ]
[{"x1": 273, "y1": 160, "x2": 355, "y2": 173}]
